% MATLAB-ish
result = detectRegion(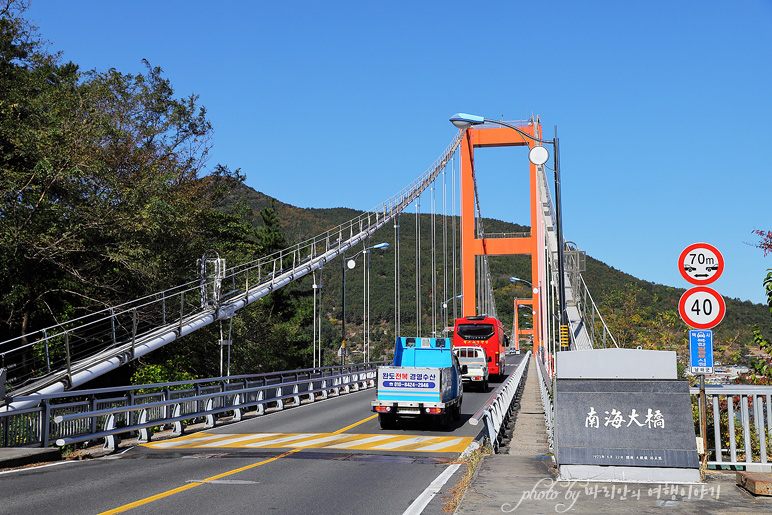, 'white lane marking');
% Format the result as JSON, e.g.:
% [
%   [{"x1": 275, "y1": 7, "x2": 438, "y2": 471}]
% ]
[
  {"x1": 244, "y1": 433, "x2": 319, "y2": 447},
  {"x1": 286, "y1": 434, "x2": 350, "y2": 447},
  {"x1": 199, "y1": 434, "x2": 279, "y2": 447},
  {"x1": 415, "y1": 437, "x2": 464, "y2": 452},
  {"x1": 371, "y1": 436, "x2": 437, "y2": 450},
  {"x1": 151, "y1": 434, "x2": 236, "y2": 448},
  {"x1": 326, "y1": 435, "x2": 397, "y2": 448},
  {"x1": 0, "y1": 460, "x2": 71, "y2": 476},
  {"x1": 402, "y1": 463, "x2": 461, "y2": 515}
]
